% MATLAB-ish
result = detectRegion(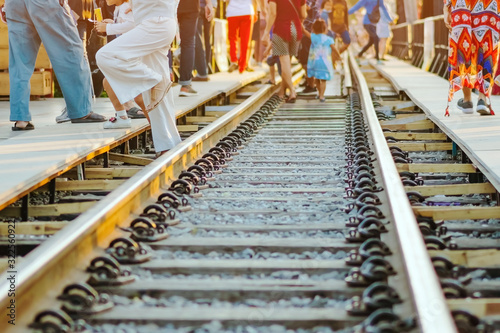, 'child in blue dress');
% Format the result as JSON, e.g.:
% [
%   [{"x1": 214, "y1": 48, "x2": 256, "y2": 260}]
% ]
[{"x1": 307, "y1": 19, "x2": 341, "y2": 102}]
